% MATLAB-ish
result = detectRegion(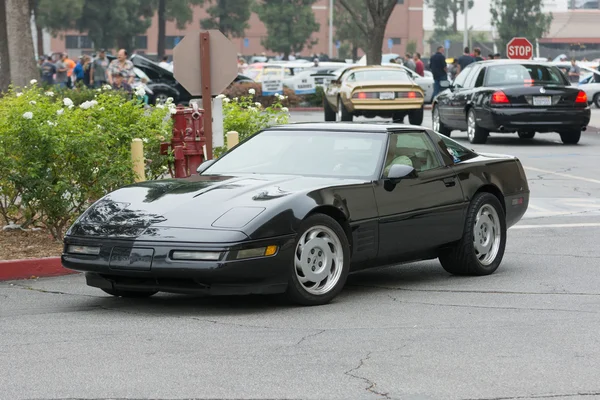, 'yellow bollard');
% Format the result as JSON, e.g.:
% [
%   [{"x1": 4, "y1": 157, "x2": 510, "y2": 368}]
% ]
[
  {"x1": 131, "y1": 138, "x2": 146, "y2": 182},
  {"x1": 227, "y1": 131, "x2": 239, "y2": 150}
]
